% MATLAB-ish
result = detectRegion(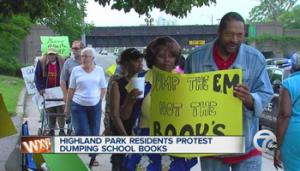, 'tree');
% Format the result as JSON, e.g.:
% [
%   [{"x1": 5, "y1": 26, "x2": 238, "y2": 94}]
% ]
[
  {"x1": 37, "y1": 0, "x2": 93, "y2": 42},
  {"x1": 0, "y1": 0, "x2": 93, "y2": 42},
  {"x1": 94, "y1": 0, "x2": 216, "y2": 18},
  {"x1": 0, "y1": 14, "x2": 33, "y2": 75},
  {"x1": 0, "y1": 0, "x2": 64, "y2": 20},
  {"x1": 278, "y1": 5, "x2": 300, "y2": 29},
  {"x1": 0, "y1": 15, "x2": 32, "y2": 62},
  {"x1": 249, "y1": 0, "x2": 297, "y2": 22},
  {"x1": 0, "y1": 0, "x2": 93, "y2": 75}
]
